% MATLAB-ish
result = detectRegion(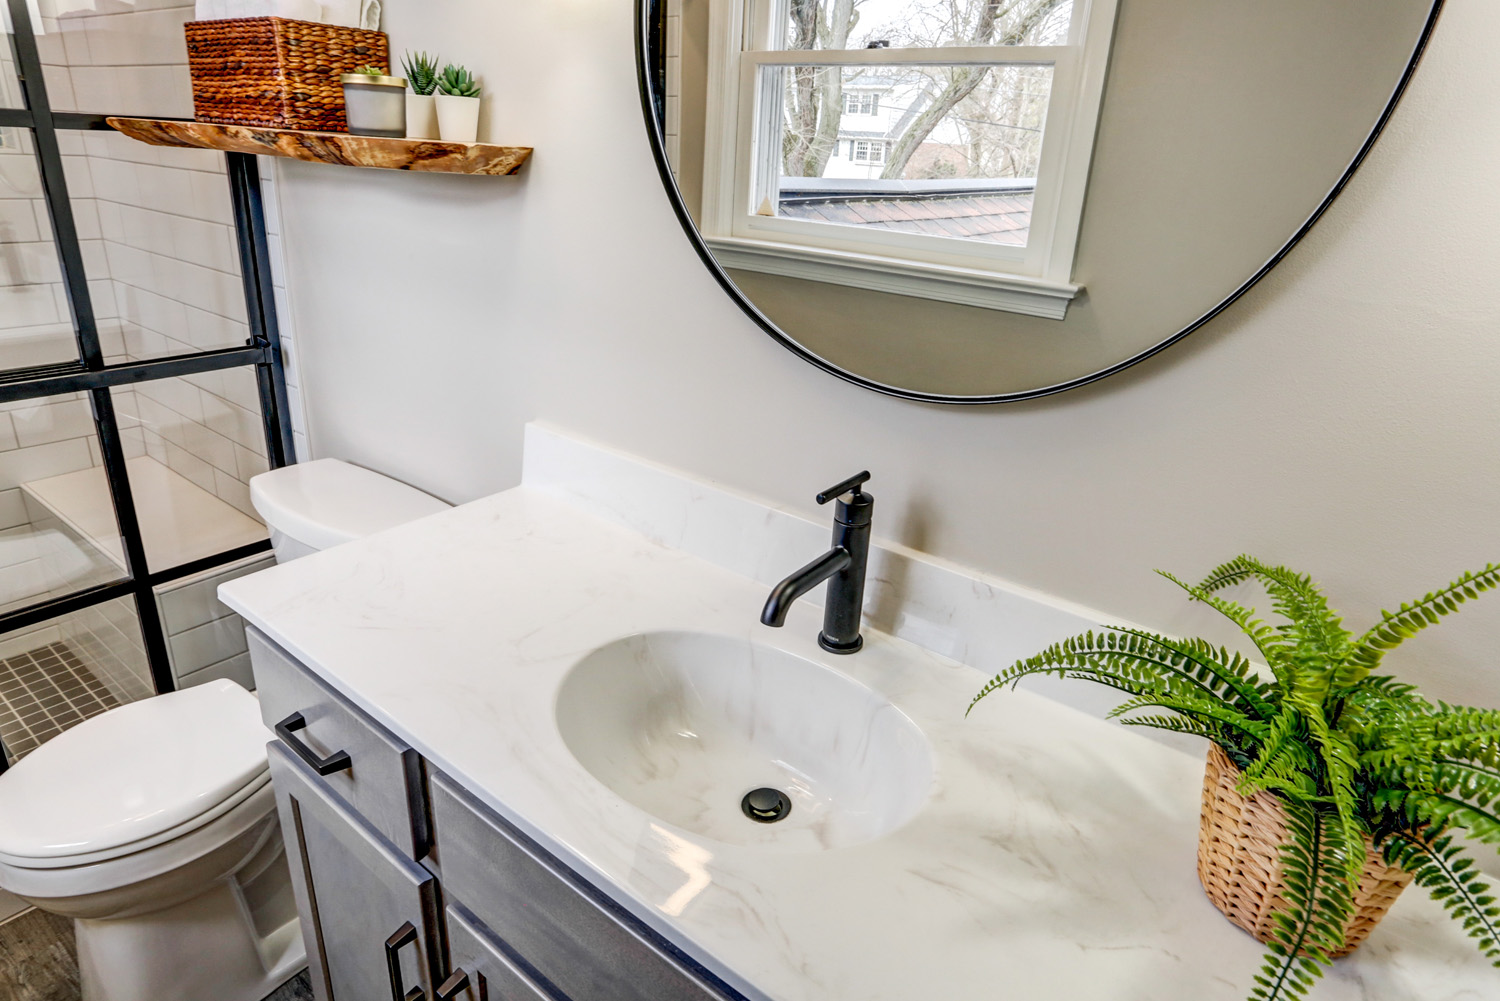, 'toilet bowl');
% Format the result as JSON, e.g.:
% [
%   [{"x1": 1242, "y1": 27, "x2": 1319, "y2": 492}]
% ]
[
  {"x1": 0, "y1": 681, "x2": 305, "y2": 1001},
  {"x1": 0, "y1": 462, "x2": 449, "y2": 1001},
  {"x1": 250, "y1": 458, "x2": 451, "y2": 564}
]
